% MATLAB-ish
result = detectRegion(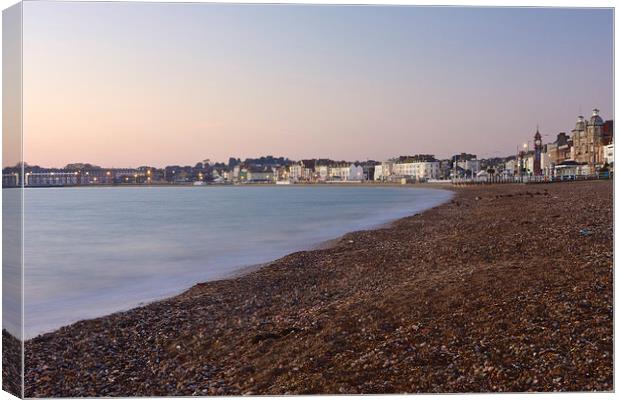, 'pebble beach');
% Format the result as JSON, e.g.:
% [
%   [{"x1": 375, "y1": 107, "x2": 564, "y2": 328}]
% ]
[{"x1": 20, "y1": 180, "x2": 613, "y2": 396}]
